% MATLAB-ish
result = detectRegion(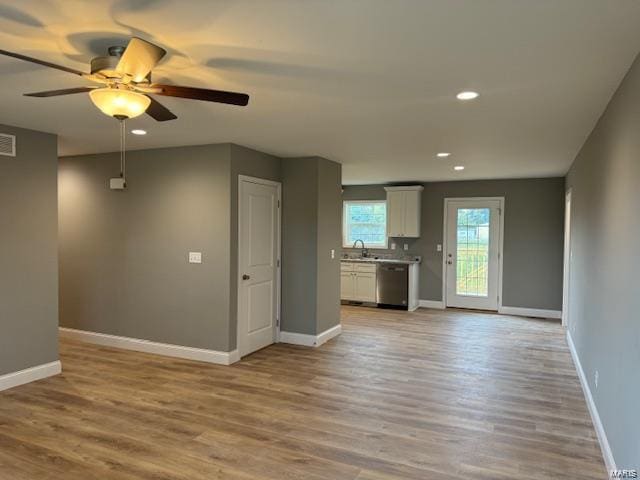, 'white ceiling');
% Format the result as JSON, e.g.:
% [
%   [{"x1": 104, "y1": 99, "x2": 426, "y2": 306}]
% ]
[{"x1": 1, "y1": 0, "x2": 639, "y2": 184}]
